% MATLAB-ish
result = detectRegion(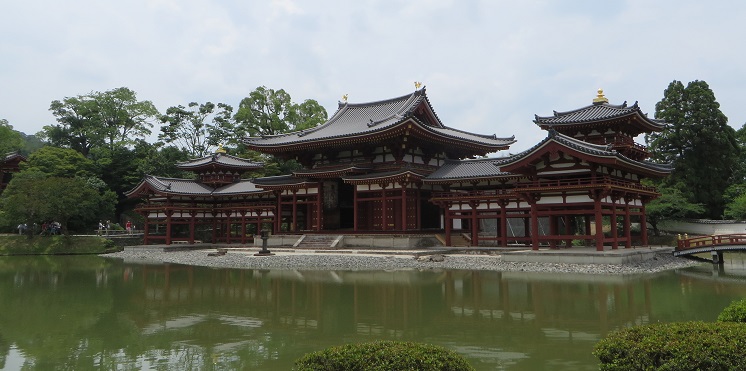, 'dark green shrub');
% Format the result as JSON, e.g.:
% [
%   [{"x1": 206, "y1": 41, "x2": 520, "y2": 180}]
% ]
[
  {"x1": 718, "y1": 298, "x2": 746, "y2": 323},
  {"x1": 294, "y1": 340, "x2": 474, "y2": 371},
  {"x1": 593, "y1": 322, "x2": 746, "y2": 370}
]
